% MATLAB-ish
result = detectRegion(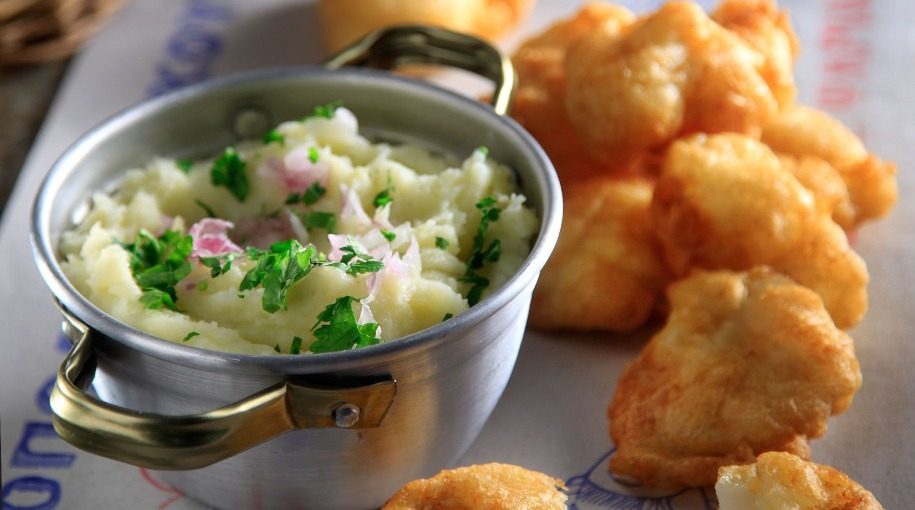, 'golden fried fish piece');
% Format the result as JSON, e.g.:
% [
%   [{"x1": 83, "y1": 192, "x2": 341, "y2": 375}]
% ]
[
  {"x1": 564, "y1": 1, "x2": 782, "y2": 165},
  {"x1": 762, "y1": 105, "x2": 898, "y2": 228},
  {"x1": 530, "y1": 175, "x2": 670, "y2": 332},
  {"x1": 712, "y1": 0, "x2": 799, "y2": 107},
  {"x1": 510, "y1": 2, "x2": 635, "y2": 180},
  {"x1": 717, "y1": 452, "x2": 884, "y2": 510},
  {"x1": 317, "y1": 0, "x2": 533, "y2": 53},
  {"x1": 652, "y1": 133, "x2": 868, "y2": 329},
  {"x1": 609, "y1": 268, "x2": 862, "y2": 489},
  {"x1": 382, "y1": 463, "x2": 567, "y2": 510},
  {"x1": 778, "y1": 154, "x2": 855, "y2": 227}
]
